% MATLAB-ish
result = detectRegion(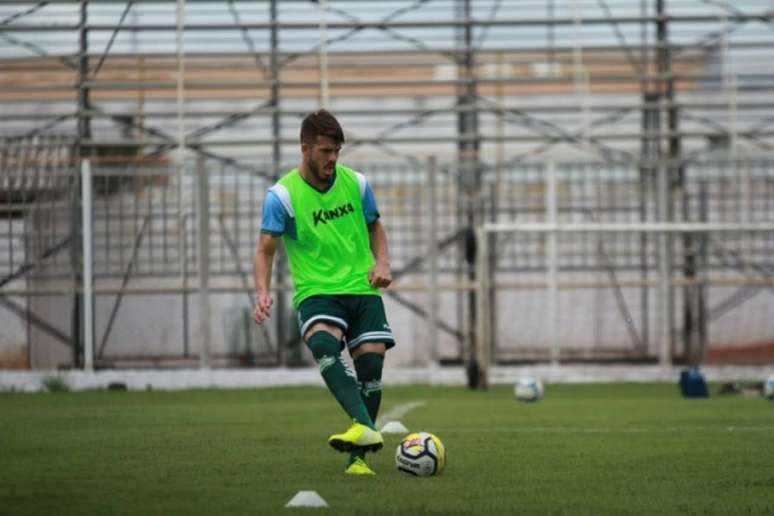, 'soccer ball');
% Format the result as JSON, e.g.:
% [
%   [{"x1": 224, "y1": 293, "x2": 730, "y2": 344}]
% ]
[
  {"x1": 764, "y1": 375, "x2": 774, "y2": 400},
  {"x1": 515, "y1": 377, "x2": 544, "y2": 402},
  {"x1": 395, "y1": 432, "x2": 446, "y2": 476}
]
